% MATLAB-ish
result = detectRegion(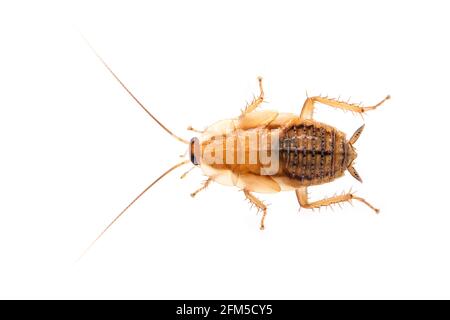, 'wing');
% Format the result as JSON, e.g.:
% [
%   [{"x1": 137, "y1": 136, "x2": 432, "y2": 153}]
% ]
[{"x1": 238, "y1": 110, "x2": 278, "y2": 130}]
